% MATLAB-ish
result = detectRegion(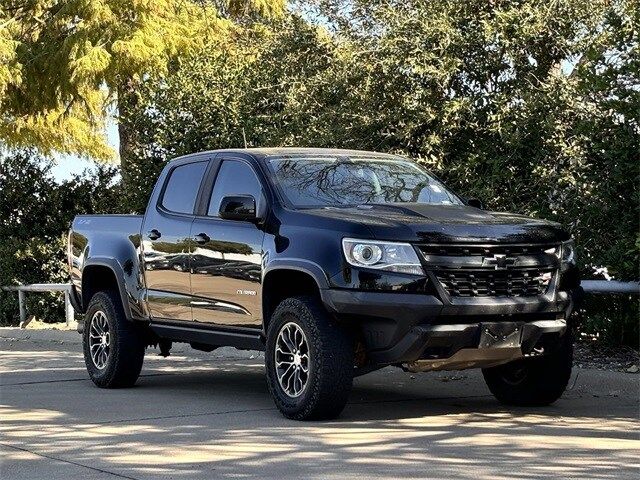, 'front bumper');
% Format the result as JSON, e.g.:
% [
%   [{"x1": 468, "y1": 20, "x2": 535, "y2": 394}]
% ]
[
  {"x1": 368, "y1": 319, "x2": 567, "y2": 368},
  {"x1": 320, "y1": 288, "x2": 579, "y2": 367}
]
